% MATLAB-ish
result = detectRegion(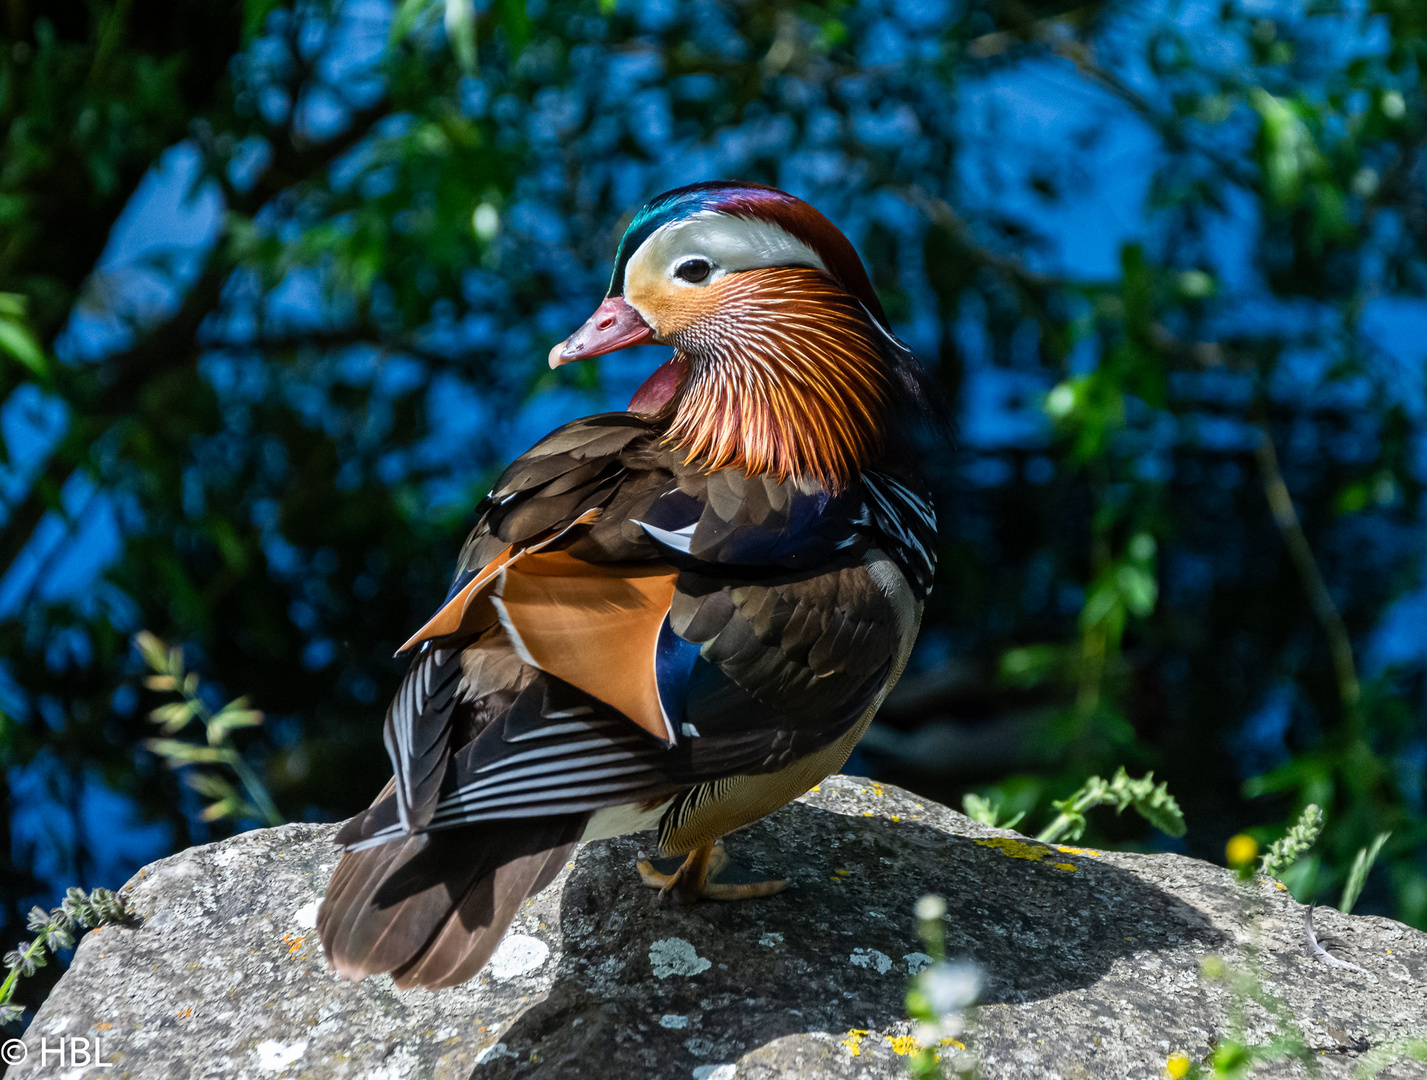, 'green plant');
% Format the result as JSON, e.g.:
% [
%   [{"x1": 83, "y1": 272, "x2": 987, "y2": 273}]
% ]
[
  {"x1": 960, "y1": 793, "x2": 1024, "y2": 832},
  {"x1": 904, "y1": 894, "x2": 979, "y2": 1080},
  {"x1": 1340, "y1": 832, "x2": 1391, "y2": 916},
  {"x1": 1258, "y1": 803, "x2": 1323, "y2": 880},
  {"x1": 1035, "y1": 768, "x2": 1185, "y2": 845},
  {"x1": 1185, "y1": 808, "x2": 1422, "y2": 1077},
  {"x1": 1191, "y1": 953, "x2": 1316, "y2": 1079},
  {"x1": 0, "y1": 888, "x2": 128, "y2": 1024},
  {"x1": 136, "y1": 632, "x2": 282, "y2": 827}
]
